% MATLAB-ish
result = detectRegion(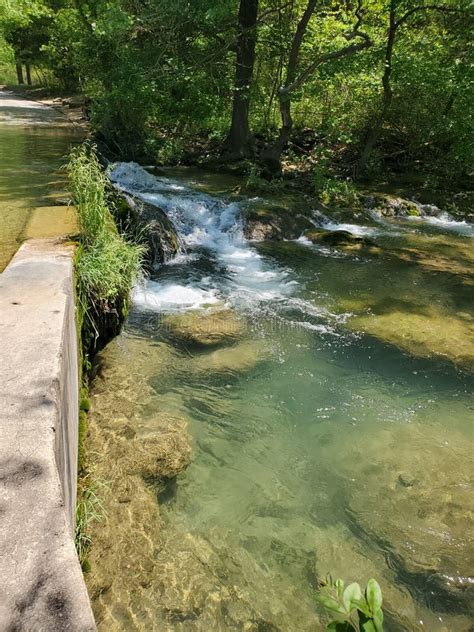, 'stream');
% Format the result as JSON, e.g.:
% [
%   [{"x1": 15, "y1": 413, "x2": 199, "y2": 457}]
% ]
[
  {"x1": 86, "y1": 165, "x2": 473, "y2": 631},
  {"x1": 0, "y1": 90, "x2": 82, "y2": 270}
]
